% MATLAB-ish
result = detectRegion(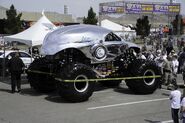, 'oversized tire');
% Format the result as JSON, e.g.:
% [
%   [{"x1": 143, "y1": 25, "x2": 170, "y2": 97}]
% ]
[
  {"x1": 57, "y1": 63, "x2": 96, "y2": 102},
  {"x1": 125, "y1": 59, "x2": 161, "y2": 94},
  {"x1": 27, "y1": 58, "x2": 56, "y2": 92}
]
